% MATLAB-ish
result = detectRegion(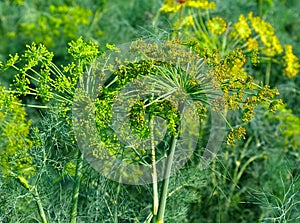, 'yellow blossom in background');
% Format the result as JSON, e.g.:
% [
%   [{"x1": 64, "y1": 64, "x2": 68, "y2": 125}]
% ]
[
  {"x1": 14, "y1": 0, "x2": 24, "y2": 5},
  {"x1": 248, "y1": 12, "x2": 274, "y2": 35},
  {"x1": 233, "y1": 14, "x2": 251, "y2": 39},
  {"x1": 206, "y1": 17, "x2": 227, "y2": 35},
  {"x1": 260, "y1": 34, "x2": 273, "y2": 48},
  {"x1": 271, "y1": 35, "x2": 283, "y2": 54},
  {"x1": 261, "y1": 35, "x2": 283, "y2": 57},
  {"x1": 186, "y1": 0, "x2": 216, "y2": 10},
  {"x1": 174, "y1": 15, "x2": 194, "y2": 29},
  {"x1": 246, "y1": 37, "x2": 259, "y2": 51},
  {"x1": 283, "y1": 45, "x2": 300, "y2": 78},
  {"x1": 160, "y1": 5, "x2": 181, "y2": 13},
  {"x1": 184, "y1": 15, "x2": 194, "y2": 27},
  {"x1": 160, "y1": 0, "x2": 216, "y2": 13},
  {"x1": 160, "y1": 0, "x2": 182, "y2": 13},
  {"x1": 248, "y1": 12, "x2": 283, "y2": 57}
]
